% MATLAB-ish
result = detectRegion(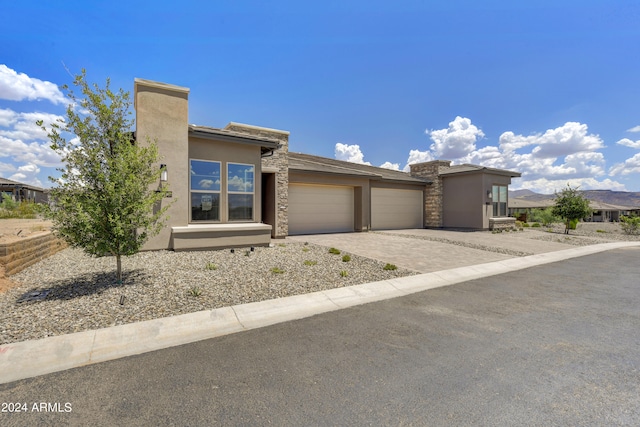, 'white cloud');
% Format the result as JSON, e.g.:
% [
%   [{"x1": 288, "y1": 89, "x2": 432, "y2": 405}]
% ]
[
  {"x1": 512, "y1": 177, "x2": 627, "y2": 194},
  {"x1": 427, "y1": 116, "x2": 484, "y2": 159},
  {"x1": 334, "y1": 143, "x2": 371, "y2": 165},
  {"x1": 0, "y1": 109, "x2": 61, "y2": 141},
  {"x1": 379, "y1": 161, "x2": 400, "y2": 171},
  {"x1": 402, "y1": 149, "x2": 433, "y2": 172},
  {"x1": 0, "y1": 161, "x2": 17, "y2": 175},
  {"x1": 0, "y1": 135, "x2": 62, "y2": 167},
  {"x1": 500, "y1": 122, "x2": 604, "y2": 159},
  {"x1": 228, "y1": 175, "x2": 253, "y2": 191},
  {"x1": 627, "y1": 125, "x2": 640, "y2": 133},
  {"x1": 0, "y1": 65, "x2": 66, "y2": 105},
  {"x1": 609, "y1": 153, "x2": 640, "y2": 176},
  {"x1": 8, "y1": 163, "x2": 43, "y2": 187},
  {"x1": 616, "y1": 138, "x2": 640, "y2": 149}
]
